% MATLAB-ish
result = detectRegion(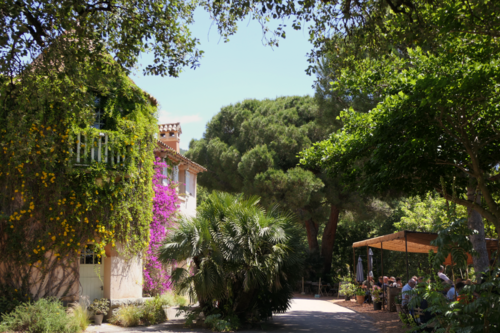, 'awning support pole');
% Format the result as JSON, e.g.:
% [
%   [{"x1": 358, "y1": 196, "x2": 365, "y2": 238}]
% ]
[
  {"x1": 353, "y1": 248, "x2": 355, "y2": 278},
  {"x1": 381, "y1": 241, "x2": 384, "y2": 311},
  {"x1": 405, "y1": 231, "x2": 409, "y2": 282}
]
